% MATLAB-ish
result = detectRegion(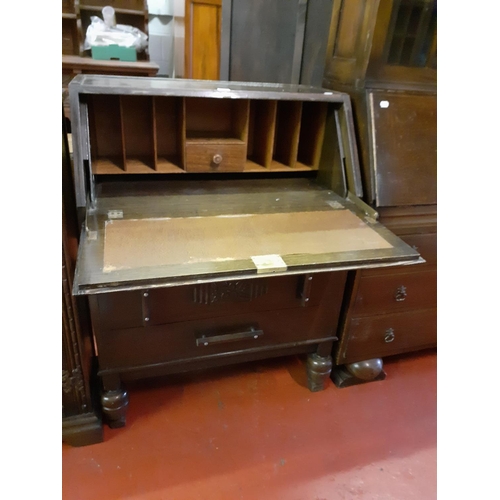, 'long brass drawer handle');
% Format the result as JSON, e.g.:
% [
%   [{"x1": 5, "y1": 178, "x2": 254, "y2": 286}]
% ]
[
  {"x1": 196, "y1": 326, "x2": 263, "y2": 347},
  {"x1": 384, "y1": 328, "x2": 395, "y2": 343},
  {"x1": 394, "y1": 285, "x2": 407, "y2": 302}
]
